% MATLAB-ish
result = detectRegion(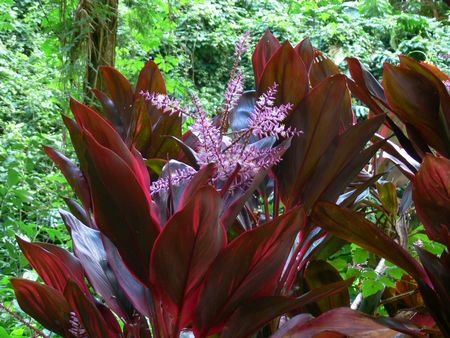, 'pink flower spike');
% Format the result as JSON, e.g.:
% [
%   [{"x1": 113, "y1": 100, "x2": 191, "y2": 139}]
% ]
[{"x1": 140, "y1": 90, "x2": 189, "y2": 117}]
